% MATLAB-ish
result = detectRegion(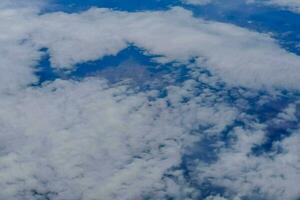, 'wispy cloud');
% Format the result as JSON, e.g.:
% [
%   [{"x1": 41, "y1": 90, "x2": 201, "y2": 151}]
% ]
[
  {"x1": 182, "y1": 0, "x2": 213, "y2": 6},
  {"x1": 248, "y1": 0, "x2": 300, "y2": 13}
]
